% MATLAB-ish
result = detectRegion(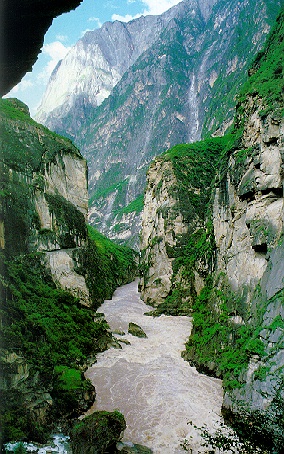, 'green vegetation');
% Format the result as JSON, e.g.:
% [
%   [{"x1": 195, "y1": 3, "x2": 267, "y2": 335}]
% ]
[
  {"x1": 1, "y1": 253, "x2": 105, "y2": 371},
  {"x1": 150, "y1": 137, "x2": 234, "y2": 315},
  {"x1": 83, "y1": 225, "x2": 137, "y2": 304},
  {"x1": 141, "y1": 9, "x2": 284, "y2": 449},
  {"x1": 162, "y1": 137, "x2": 233, "y2": 222},
  {"x1": 0, "y1": 253, "x2": 99, "y2": 442},
  {"x1": 0, "y1": 98, "x2": 138, "y2": 446},
  {"x1": 88, "y1": 175, "x2": 128, "y2": 207},
  {"x1": 181, "y1": 10, "x2": 284, "y2": 450},
  {"x1": 45, "y1": 193, "x2": 87, "y2": 248},
  {"x1": 237, "y1": 9, "x2": 284, "y2": 118},
  {"x1": 71, "y1": 410, "x2": 126, "y2": 454},
  {"x1": 185, "y1": 279, "x2": 265, "y2": 386},
  {"x1": 113, "y1": 194, "x2": 144, "y2": 219},
  {"x1": 202, "y1": 0, "x2": 282, "y2": 136},
  {"x1": 181, "y1": 420, "x2": 272, "y2": 453},
  {"x1": 0, "y1": 225, "x2": 136, "y2": 443},
  {"x1": 0, "y1": 98, "x2": 81, "y2": 175}
]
